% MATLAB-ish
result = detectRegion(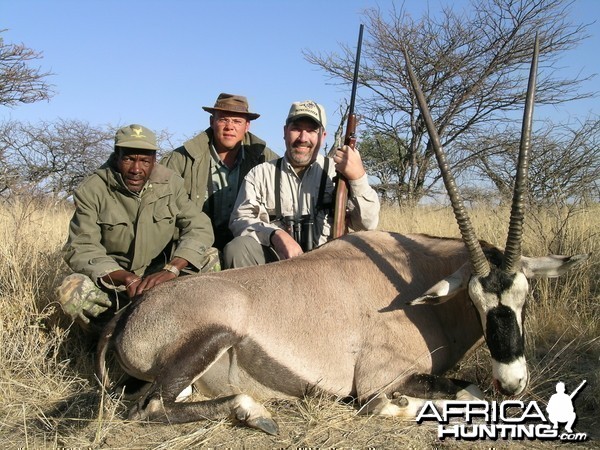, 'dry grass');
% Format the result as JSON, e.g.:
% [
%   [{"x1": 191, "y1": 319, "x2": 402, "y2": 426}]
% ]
[{"x1": 1, "y1": 198, "x2": 598, "y2": 449}]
